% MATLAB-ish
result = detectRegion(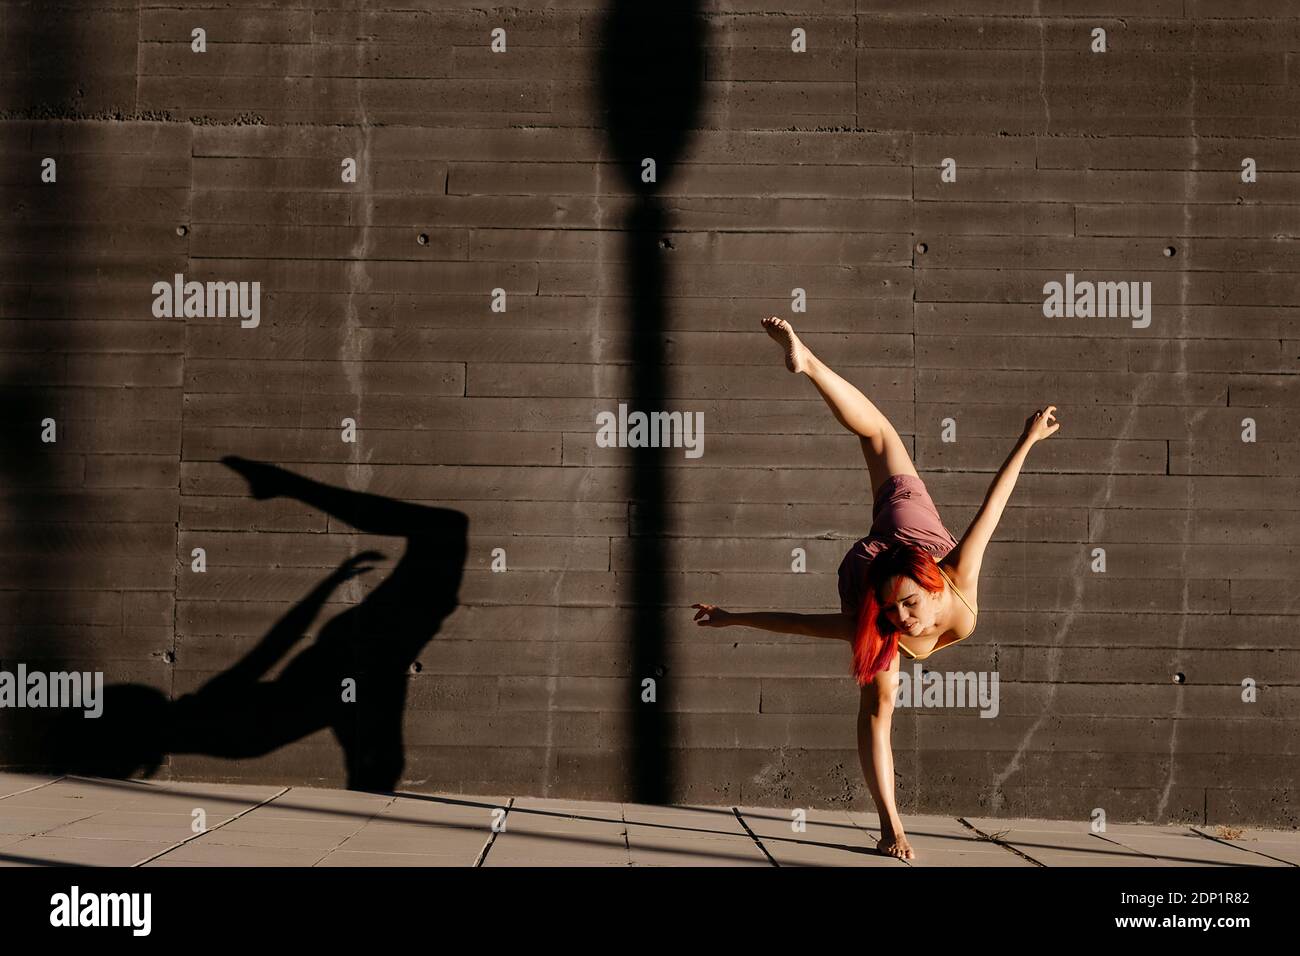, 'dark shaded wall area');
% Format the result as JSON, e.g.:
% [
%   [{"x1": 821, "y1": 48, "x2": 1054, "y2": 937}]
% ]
[{"x1": 1, "y1": 1, "x2": 1297, "y2": 826}]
